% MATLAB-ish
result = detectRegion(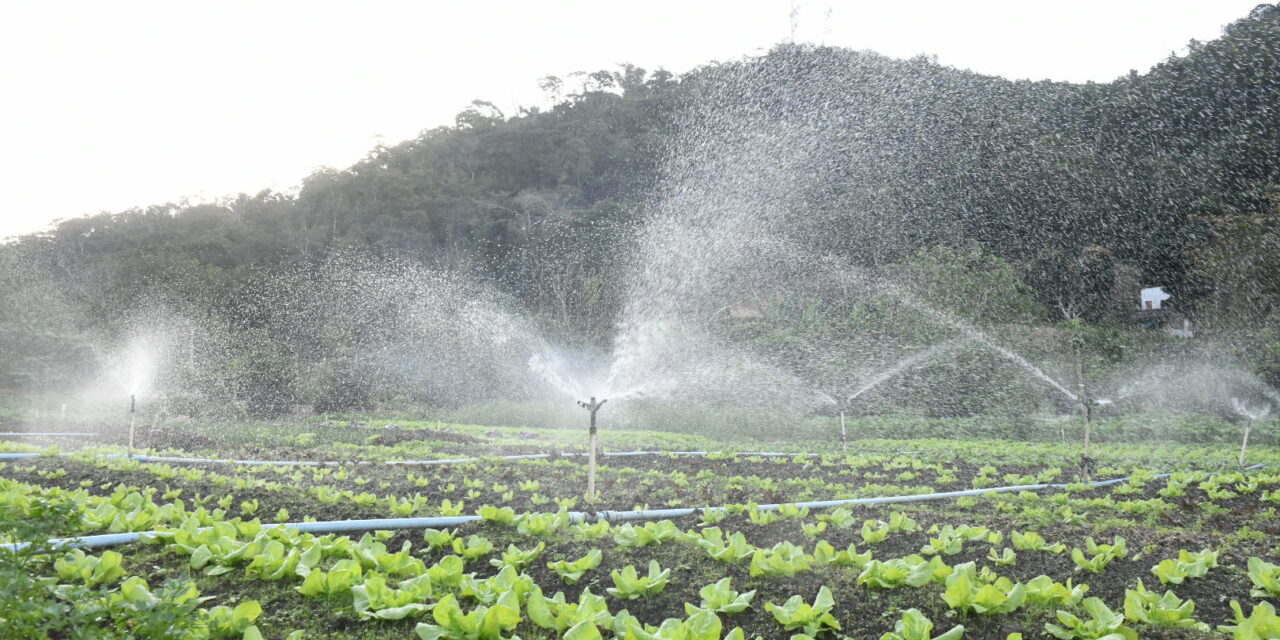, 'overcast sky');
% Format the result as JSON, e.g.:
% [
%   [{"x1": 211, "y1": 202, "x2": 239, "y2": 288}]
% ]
[{"x1": 0, "y1": 0, "x2": 1266, "y2": 240}]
